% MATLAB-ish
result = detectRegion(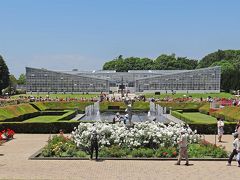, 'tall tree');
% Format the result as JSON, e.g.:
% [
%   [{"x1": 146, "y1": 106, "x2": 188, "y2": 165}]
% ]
[
  {"x1": 18, "y1": 73, "x2": 26, "y2": 85},
  {"x1": 0, "y1": 55, "x2": 10, "y2": 95}
]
